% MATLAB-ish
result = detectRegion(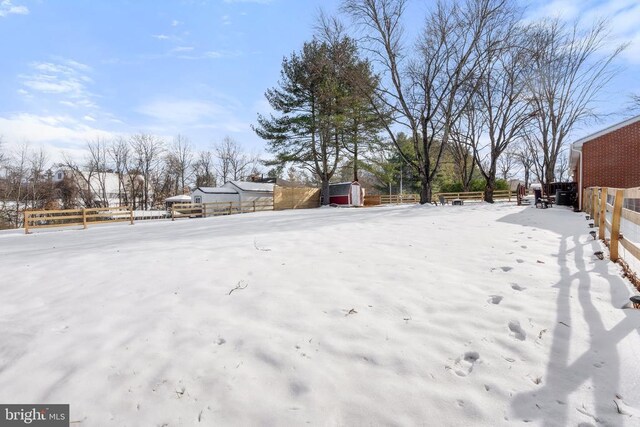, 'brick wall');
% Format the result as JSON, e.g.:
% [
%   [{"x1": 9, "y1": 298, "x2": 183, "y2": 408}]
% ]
[{"x1": 582, "y1": 119, "x2": 640, "y2": 190}]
